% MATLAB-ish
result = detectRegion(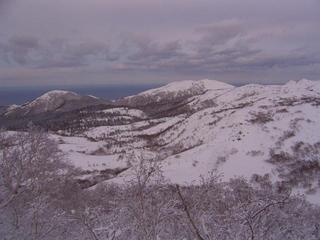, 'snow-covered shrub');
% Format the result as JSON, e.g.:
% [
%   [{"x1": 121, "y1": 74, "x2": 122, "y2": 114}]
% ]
[
  {"x1": 249, "y1": 111, "x2": 274, "y2": 124},
  {"x1": 0, "y1": 127, "x2": 77, "y2": 240}
]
